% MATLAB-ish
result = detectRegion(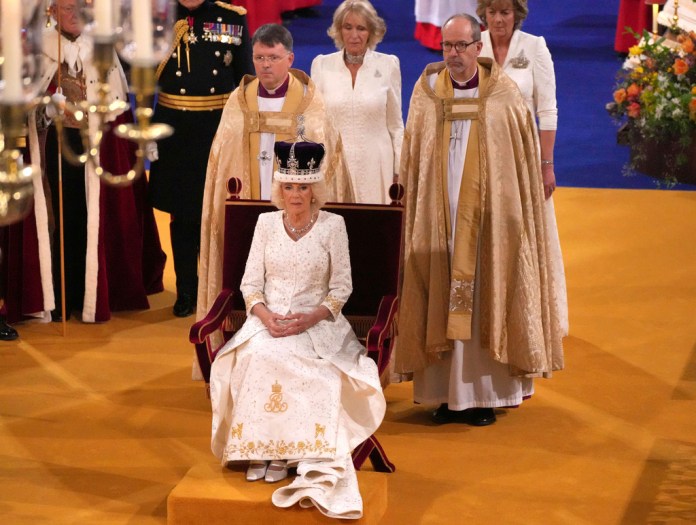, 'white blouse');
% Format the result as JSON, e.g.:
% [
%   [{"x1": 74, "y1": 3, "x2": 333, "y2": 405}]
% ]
[
  {"x1": 311, "y1": 49, "x2": 404, "y2": 204},
  {"x1": 480, "y1": 29, "x2": 558, "y2": 131}
]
